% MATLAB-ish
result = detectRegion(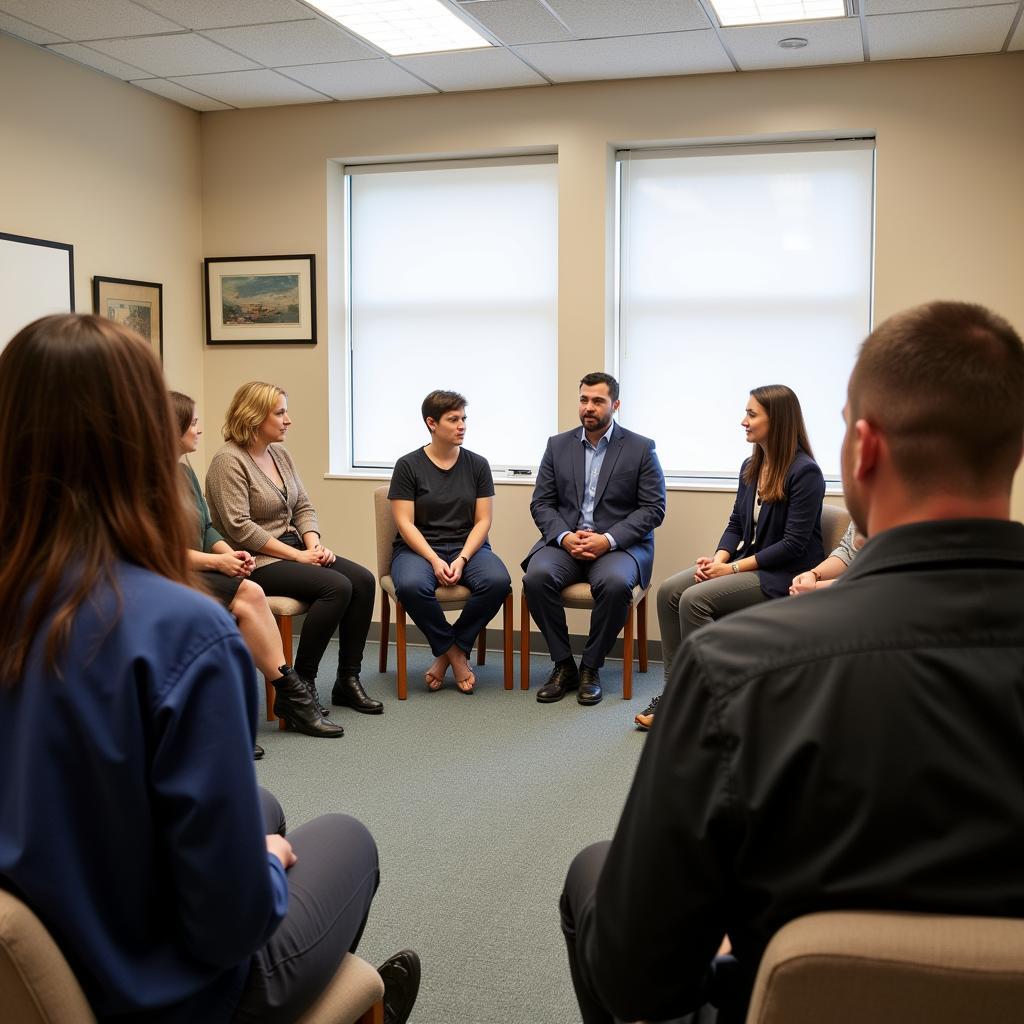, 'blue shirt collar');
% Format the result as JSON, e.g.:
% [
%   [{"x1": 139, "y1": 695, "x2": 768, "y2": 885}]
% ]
[{"x1": 578, "y1": 419, "x2": 615, "y2": 449}]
